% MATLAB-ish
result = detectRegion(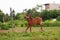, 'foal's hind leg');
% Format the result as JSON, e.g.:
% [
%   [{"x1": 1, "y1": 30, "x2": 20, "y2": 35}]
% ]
[{"x1": 40, "y1": 22, "x2": 43, "y2": 31}]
